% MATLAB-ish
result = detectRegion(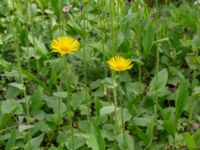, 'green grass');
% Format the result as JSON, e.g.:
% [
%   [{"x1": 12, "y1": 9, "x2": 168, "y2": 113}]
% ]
[{"x1": 0, "y1": 0, "x2": 200, "y2": 149}]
